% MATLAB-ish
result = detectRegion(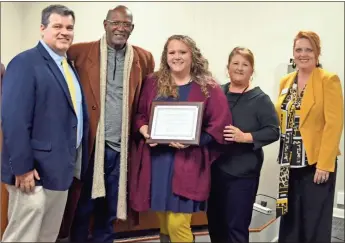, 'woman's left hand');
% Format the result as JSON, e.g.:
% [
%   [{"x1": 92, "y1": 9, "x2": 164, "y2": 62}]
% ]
[
  {"x1": 169, "y1": 142, "x2": 190, "y2": 149},
  {"x1": 224, "y1": 125, "x2": 247, "y2": 143},
  {"x1": 314, "y1": 168, "x2": 330, "y2": 184}
]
